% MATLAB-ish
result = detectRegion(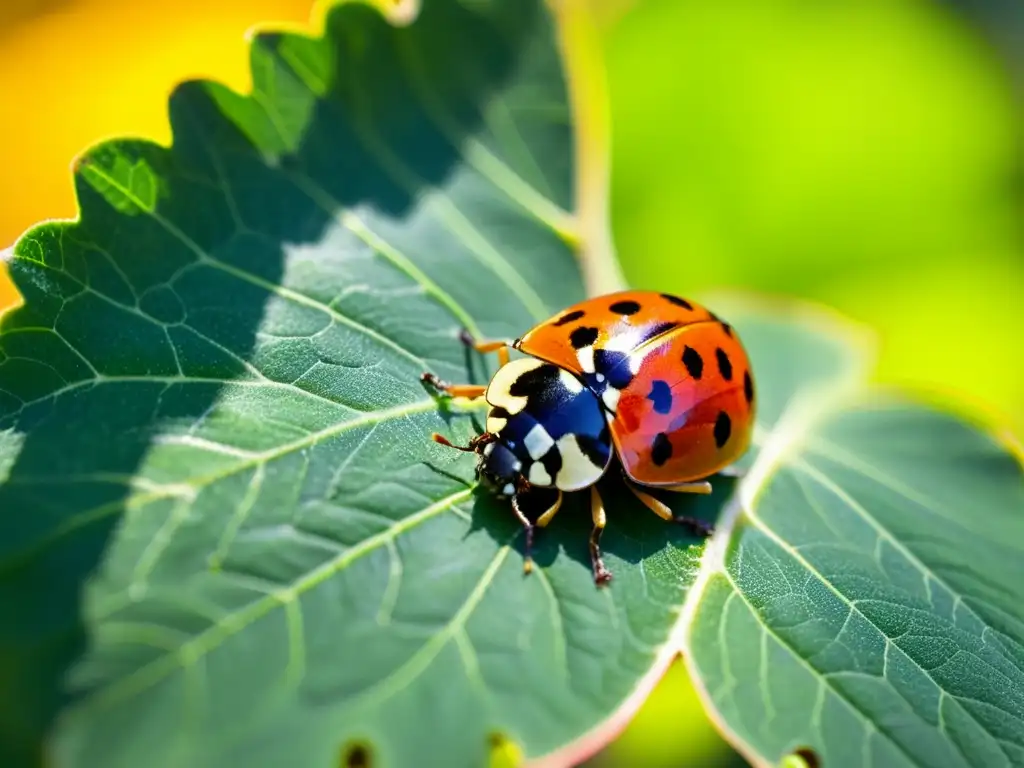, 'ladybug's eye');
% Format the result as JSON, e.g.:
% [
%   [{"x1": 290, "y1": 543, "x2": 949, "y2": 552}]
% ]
[{"x1": 478, "y1": 442, "x2": 521, "y2": 493}]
